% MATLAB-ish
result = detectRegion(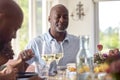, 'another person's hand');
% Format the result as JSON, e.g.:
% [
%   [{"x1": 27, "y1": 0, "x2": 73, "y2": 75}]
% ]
[
  {"x1": 0, "y1": 65, "x2": 18, "y2": 80},
  {"x1": 8, "y1": 49, "x2": 34, "y2": 69}
]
